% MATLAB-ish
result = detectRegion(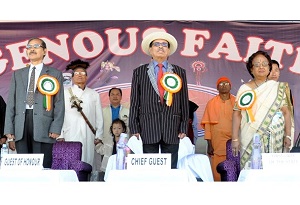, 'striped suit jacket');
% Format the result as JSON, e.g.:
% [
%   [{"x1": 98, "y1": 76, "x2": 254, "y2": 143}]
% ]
[{"x1": 129, "y1": 62, "x2": 189, "y2": 144}]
